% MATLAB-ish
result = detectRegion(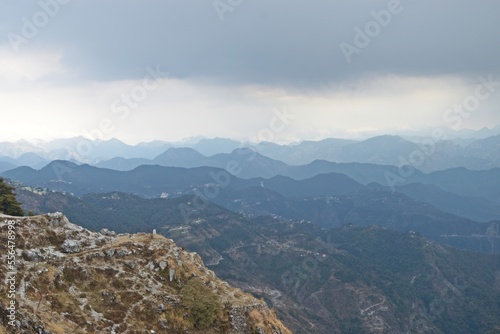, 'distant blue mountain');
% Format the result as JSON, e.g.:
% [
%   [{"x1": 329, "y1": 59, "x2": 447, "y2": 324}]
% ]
[{"x1": 1, "y1": 132, "x2": 500, "y2": 172}]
